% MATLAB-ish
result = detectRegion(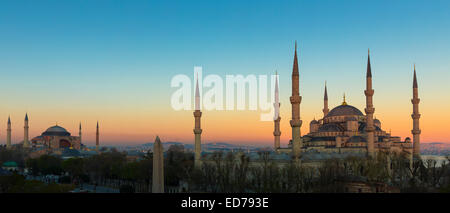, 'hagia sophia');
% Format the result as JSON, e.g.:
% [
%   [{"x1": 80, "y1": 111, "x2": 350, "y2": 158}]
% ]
[{"x1": 3, "y1": 113, "x2": 100, "y2": 155}]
